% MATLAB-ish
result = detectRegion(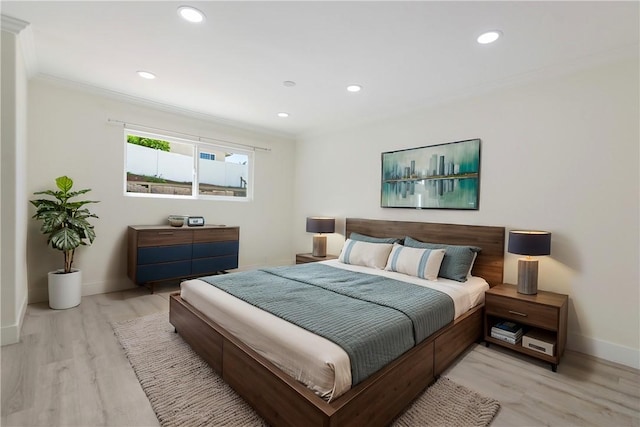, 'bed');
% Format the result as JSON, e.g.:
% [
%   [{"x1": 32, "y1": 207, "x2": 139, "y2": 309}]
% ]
[{"x1": 169, "y1": 218, "x2": 505, "y2": 427}]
